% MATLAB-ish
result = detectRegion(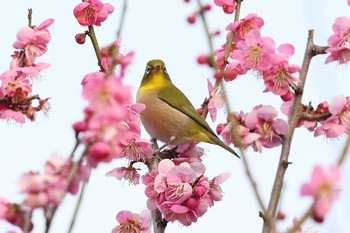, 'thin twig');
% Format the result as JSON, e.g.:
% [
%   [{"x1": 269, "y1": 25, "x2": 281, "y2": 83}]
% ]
[
  {"x1": 67, "y1": 181, "x2": 87, "y2": 233},
  {"x1": 87, "y1": 25, "x2": 104, "y2": 71},
  {"x1": 27, "y1": 8, "x2": 32, "y2": 27},
  {"x1": 116, "y1": 0, "x2": 127, "y2": 39}
]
